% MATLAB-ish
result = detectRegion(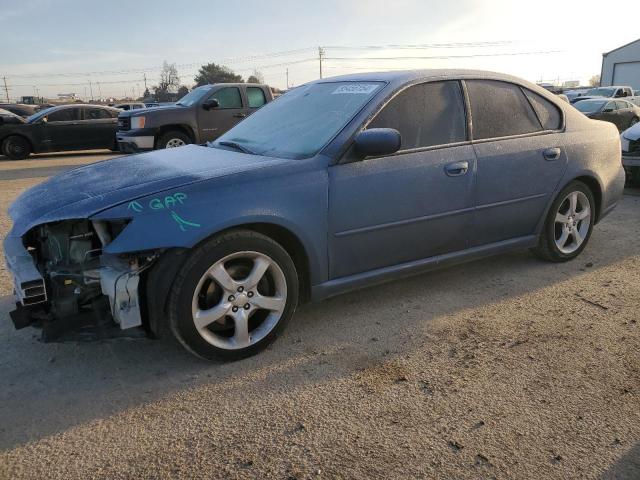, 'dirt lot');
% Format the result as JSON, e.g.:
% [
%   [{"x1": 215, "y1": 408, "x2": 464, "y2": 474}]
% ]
[{"x1": 0, "y1": 152, "x2": 639, "y2": 479}]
